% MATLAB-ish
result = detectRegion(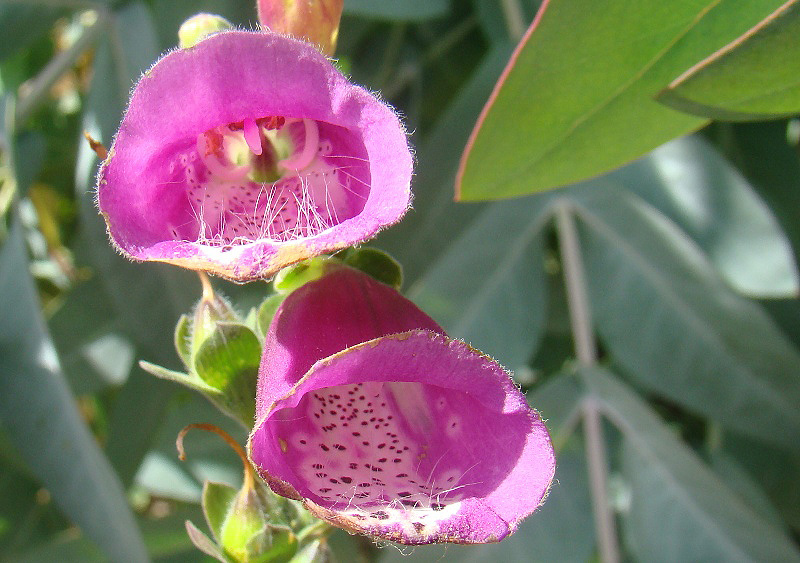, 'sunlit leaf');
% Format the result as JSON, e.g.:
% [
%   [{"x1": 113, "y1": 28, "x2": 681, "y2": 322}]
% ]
[
  {"x1": 457, "y1": 0, "x2": 785, "y2": 200},
  {"x1": 613, "y1": 135, "x2": 799, "y2": 297},
  {"x1": 658, "y1": 1, "x2": 800, "y2": 120}
]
